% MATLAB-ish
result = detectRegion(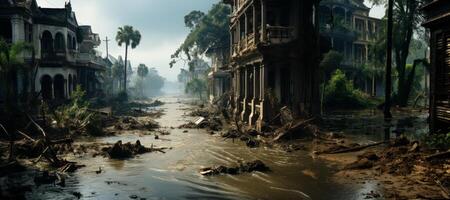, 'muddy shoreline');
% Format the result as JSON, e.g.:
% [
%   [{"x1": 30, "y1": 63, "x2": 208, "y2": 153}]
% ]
[{"x1": 0, "y1": 96, "x2": 448, "y2": 200}]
